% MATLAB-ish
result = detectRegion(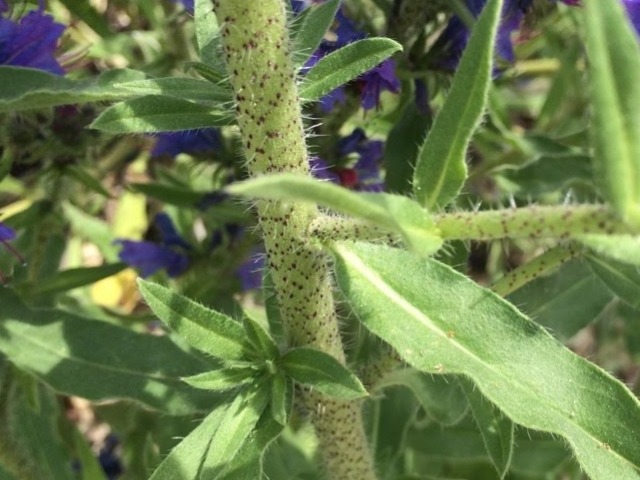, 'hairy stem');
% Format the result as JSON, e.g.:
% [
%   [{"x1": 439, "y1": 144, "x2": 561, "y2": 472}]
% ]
[
  {"x1": 434, "y1": 204, "x2": 636, "y2": 241},
  {"x1": 490, "y1": 243, "x2": 580, "y2": 297},
  {"x1": 212, "y1": 1, "x2": 377, "y2": 478}
]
